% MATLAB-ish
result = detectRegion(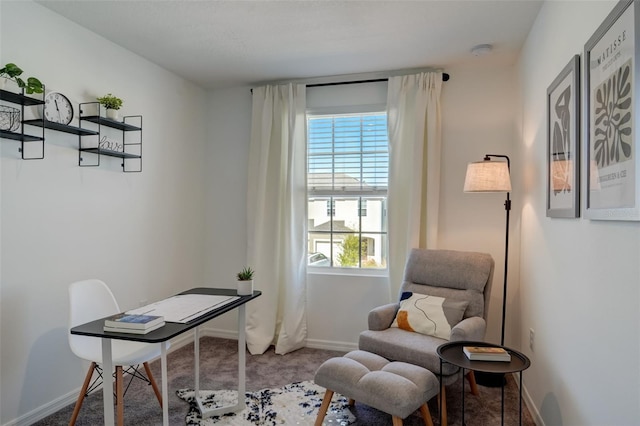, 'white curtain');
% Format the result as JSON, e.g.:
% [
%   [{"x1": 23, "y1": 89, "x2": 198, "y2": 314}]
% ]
[
  {"x1": 386, "y1": 72, "x2": 443, "y2": 298},
  {"x1": 245, "y1": 83, "x2": 308, "y2": 355}
]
